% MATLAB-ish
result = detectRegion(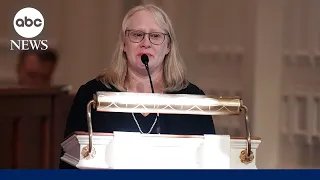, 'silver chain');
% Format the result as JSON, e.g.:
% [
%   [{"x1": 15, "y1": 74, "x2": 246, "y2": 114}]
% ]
[
  {"x1": 126, "y1": 87, "x2": 159, "y2": 134},
  {"x1": 131, "y1": 112, "x2": 159, "y2": 134}
]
